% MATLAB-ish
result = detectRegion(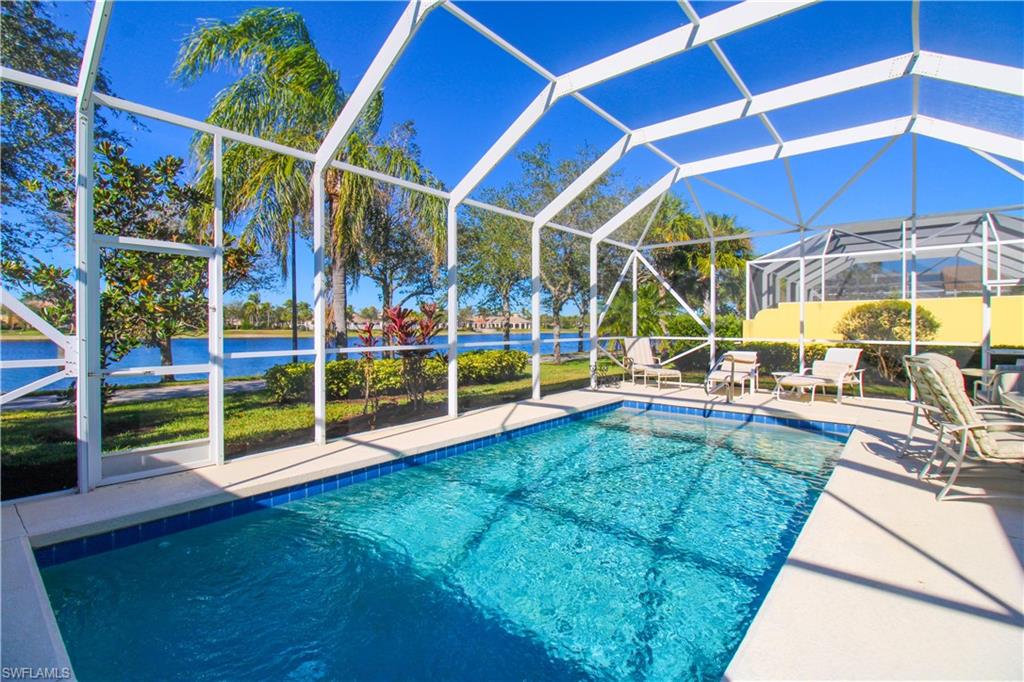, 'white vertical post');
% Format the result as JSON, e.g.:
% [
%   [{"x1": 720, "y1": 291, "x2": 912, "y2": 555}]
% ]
[
  {"x1": 744, "y1": 261, "x2": 751, "y2": 321},
  {"x1": 798, "y1": 227, "x2": 806, "y2": 371},
  {"x1": 75, "y1": 100, "x2": 101, "y2": 492},
  {"x1": 530, "y1": 223, "x2": 541, "y2": 400},
  {"x1": 709, "y1": 236, "x2": 717, "y2": 368},
  {"x1": 208, "y1": 134, "x2": 224, "y2": 464},
  {"x1": 312, "y1": 172, "x2": 327, "y2": 444},
  {"x1": 981, "y1": 213, "x2": 992, "y2": 369},
  {"x1": 900, "y1": 220, "x2": 908, "y2": 299},
  {"x1": 798, "y1": 256, "x2": 806, "y2": 371},
  {"x1": 910, "y1": 135, "x2": 919, "y2": 364},
  {"x1": 447, "y1": 204, "x2": 459, "y2": 415},
  {"x1": 74, "y1": 0, "x2": 112, "y2": 492},
  {"x1": 589, "y1": 241, "x2": 599, "y2": 389},
  {"x1": 631, "y1": 253, "x2": 638, "y2": 335}
]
